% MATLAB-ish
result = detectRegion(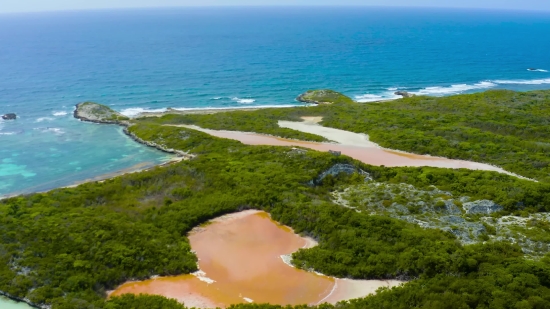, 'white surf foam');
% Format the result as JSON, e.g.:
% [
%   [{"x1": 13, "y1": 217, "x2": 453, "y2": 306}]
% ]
[
  {"x1": 527, "y1": 69, "x2": 548, "y2": 72},
  {"x1": 119, "y1": 107, "x2": 168, "y2": 117},
  {"x1": 35, "y1": 127, "x2": 65, "y2": 135},
  {"x1": 355, "y1": 92, "x2": 401, "y2": 102},
  {"x1": 52, "y1": 111, "x2": 68, "y2": 117},
  {"x1": 211, "y1": 97, "x2": 223, "y2": 100},
  {"x1": 36, "y1": 117, "x2": 54, "y2": 123},
  {"x1": 0, "y1": 132, "x2": 16, "y2": 136},
  {"x1": 413, "y1": 81, "x2": 497, "y2": 96},
  {"x1": 494, "y1": 78, "x2": 550, "y2": 85},
  {"x1": 231, "y1": 97, "x2": 256, "y2": 104},
  {"x1": 119, "y1": 105, "x2": 300, "y2": 117},
  {"x1": 172, "y1": 105, "x2": 298, "y2": 112}
]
